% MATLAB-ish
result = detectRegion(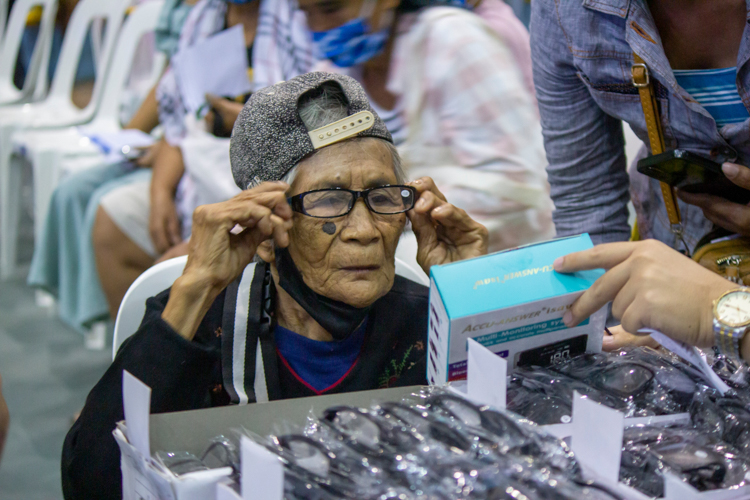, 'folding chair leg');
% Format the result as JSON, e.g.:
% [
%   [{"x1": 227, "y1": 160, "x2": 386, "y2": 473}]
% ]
[
  {"x1": 32, "y1": 149, "x2": 61, "y2": 245},
  {"x1": 0, "y1": 130, "x2": 23, "y2": 280}
]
